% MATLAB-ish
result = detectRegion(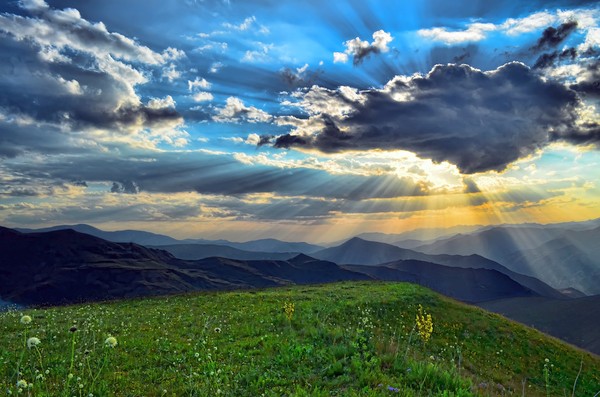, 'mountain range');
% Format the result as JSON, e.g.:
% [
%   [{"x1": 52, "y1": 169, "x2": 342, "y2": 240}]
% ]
[
  {"x1": 16, "y1": 224, "x2": 323, "y2": 253},
  {"x1": 0, "y1": 226, "x2": 357, "y2": 306},
  {"x1": 0, "y1": 226, "x2": 562, "y2": 306},
  {"x1": 413, "y1": 225, "x2": 600, "y2": 295}
]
